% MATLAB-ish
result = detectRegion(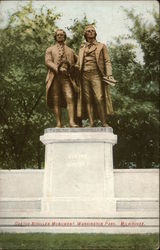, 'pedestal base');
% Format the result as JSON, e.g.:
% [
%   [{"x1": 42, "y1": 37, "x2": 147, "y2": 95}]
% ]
[{"x1": 40, "y1": 127, "x2": 117, "y2": 217}]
